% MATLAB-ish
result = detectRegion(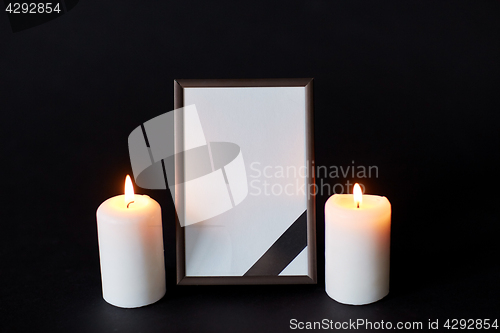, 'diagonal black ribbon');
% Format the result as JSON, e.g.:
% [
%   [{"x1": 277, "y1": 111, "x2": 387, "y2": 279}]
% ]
[{"x1": 244, "y1": 210, "x2": 307, "y2": 276}]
